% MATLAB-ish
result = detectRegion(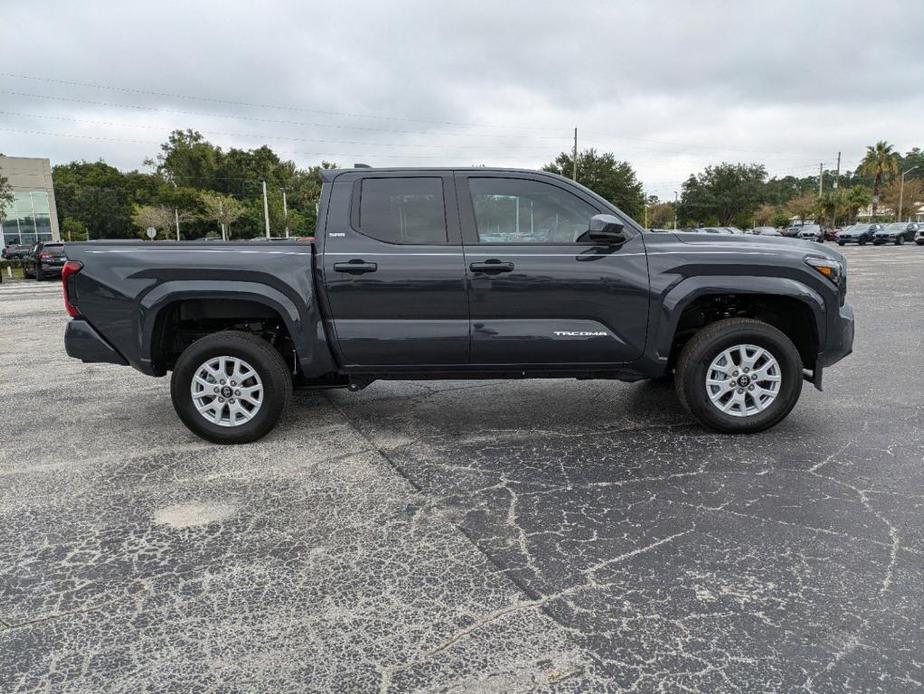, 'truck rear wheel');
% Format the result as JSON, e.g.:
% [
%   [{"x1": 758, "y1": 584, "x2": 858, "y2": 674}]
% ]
[
  {"x1": 675, "y1": 318, "x2": 802, "y2": 434},
  {"x1": 170, "y1": 331, "x2": 292, "y2": 444}
]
